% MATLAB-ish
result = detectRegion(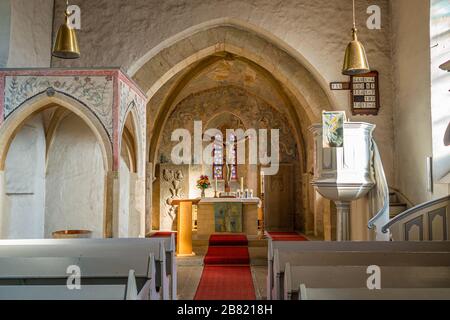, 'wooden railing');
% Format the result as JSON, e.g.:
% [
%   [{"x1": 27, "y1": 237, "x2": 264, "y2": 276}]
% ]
[{"x1": 382, "y1": 196, "x2": 450, "y2": 241}]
